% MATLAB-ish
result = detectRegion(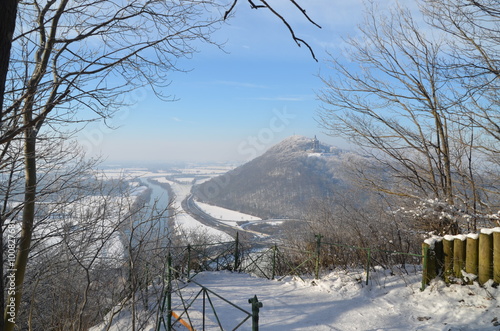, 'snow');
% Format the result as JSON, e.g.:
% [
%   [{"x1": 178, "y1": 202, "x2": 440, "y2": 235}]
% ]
[
  {"x1": 423, "y1": 235, "x2": 443, "y2": 249},
  {"x1": 156, "y1": 177, "x2": 233, "y2": 241},
  {"x1": 89, "y1": 166, "x2": 500, "y2": 330},
  {"x1": 194, "y1": 200, "x2": 261, "y2": 224},
  {"x1": 444, "y1": 234, "x2": 456, "y2": 241},
  {"x1": 481, "y1": 227, "x2": 500, "y2": 235},
  {"x1": 92, "y1": 267, "x2": 500, "y2": 331}
]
